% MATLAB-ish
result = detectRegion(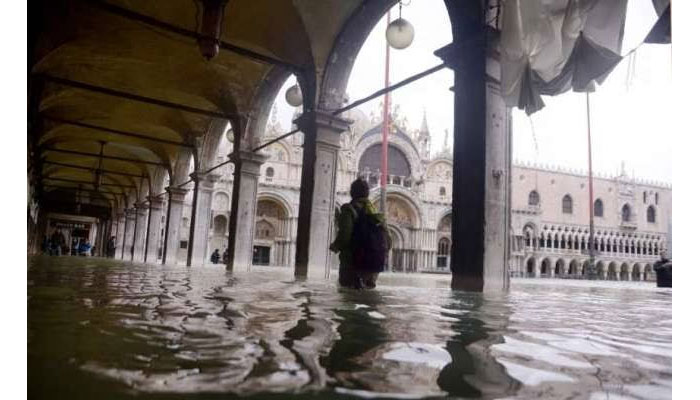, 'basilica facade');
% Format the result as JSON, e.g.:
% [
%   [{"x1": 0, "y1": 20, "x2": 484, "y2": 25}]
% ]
[{"x1": 174, "y1": 107, "x2": 671, "y2": 282}]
